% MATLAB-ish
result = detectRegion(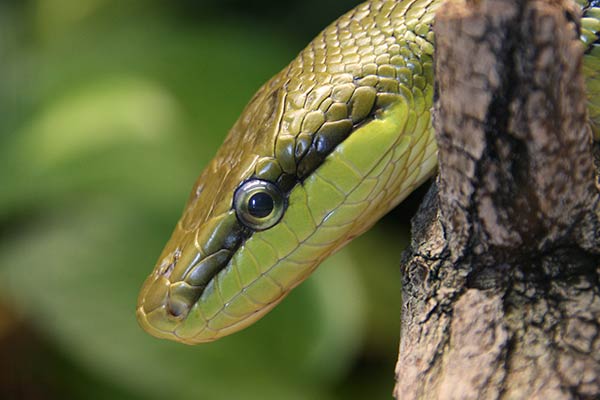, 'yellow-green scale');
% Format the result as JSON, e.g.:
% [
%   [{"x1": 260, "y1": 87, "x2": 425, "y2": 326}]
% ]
[{"x1": 582, "y1": 6, "x2": 600, "y2": 137}]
